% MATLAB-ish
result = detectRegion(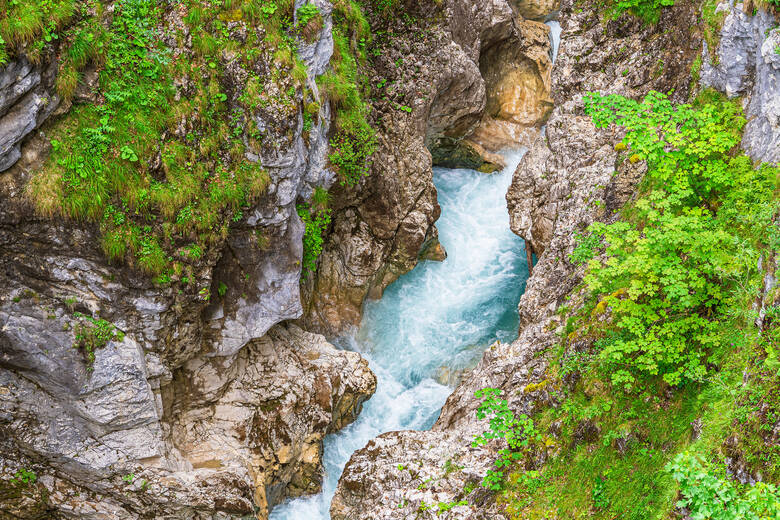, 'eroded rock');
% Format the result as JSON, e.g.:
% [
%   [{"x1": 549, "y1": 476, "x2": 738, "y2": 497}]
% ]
[
  {"x1": 1, "y1": 320, "x2": 375, "y2": 519},
  {"x1": 701, "y1": 3, "x2": 780, "y2": 164},
  {"x1": 0, "y1": 56, "x2": 59, "y2": 171}
]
